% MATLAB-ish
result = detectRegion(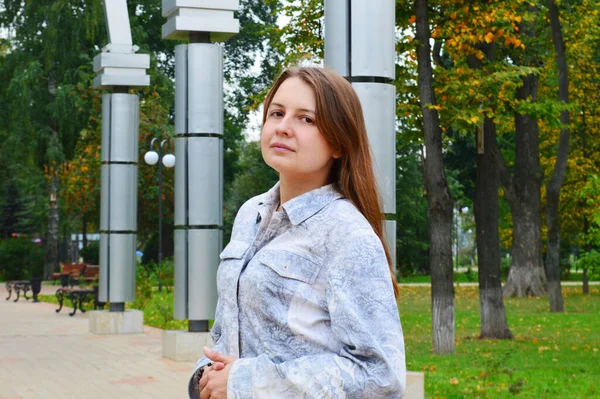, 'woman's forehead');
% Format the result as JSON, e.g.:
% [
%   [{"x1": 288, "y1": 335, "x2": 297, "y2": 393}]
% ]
[{"x1": 270, "y1": 77, "x2": 316, "y2": 111}]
